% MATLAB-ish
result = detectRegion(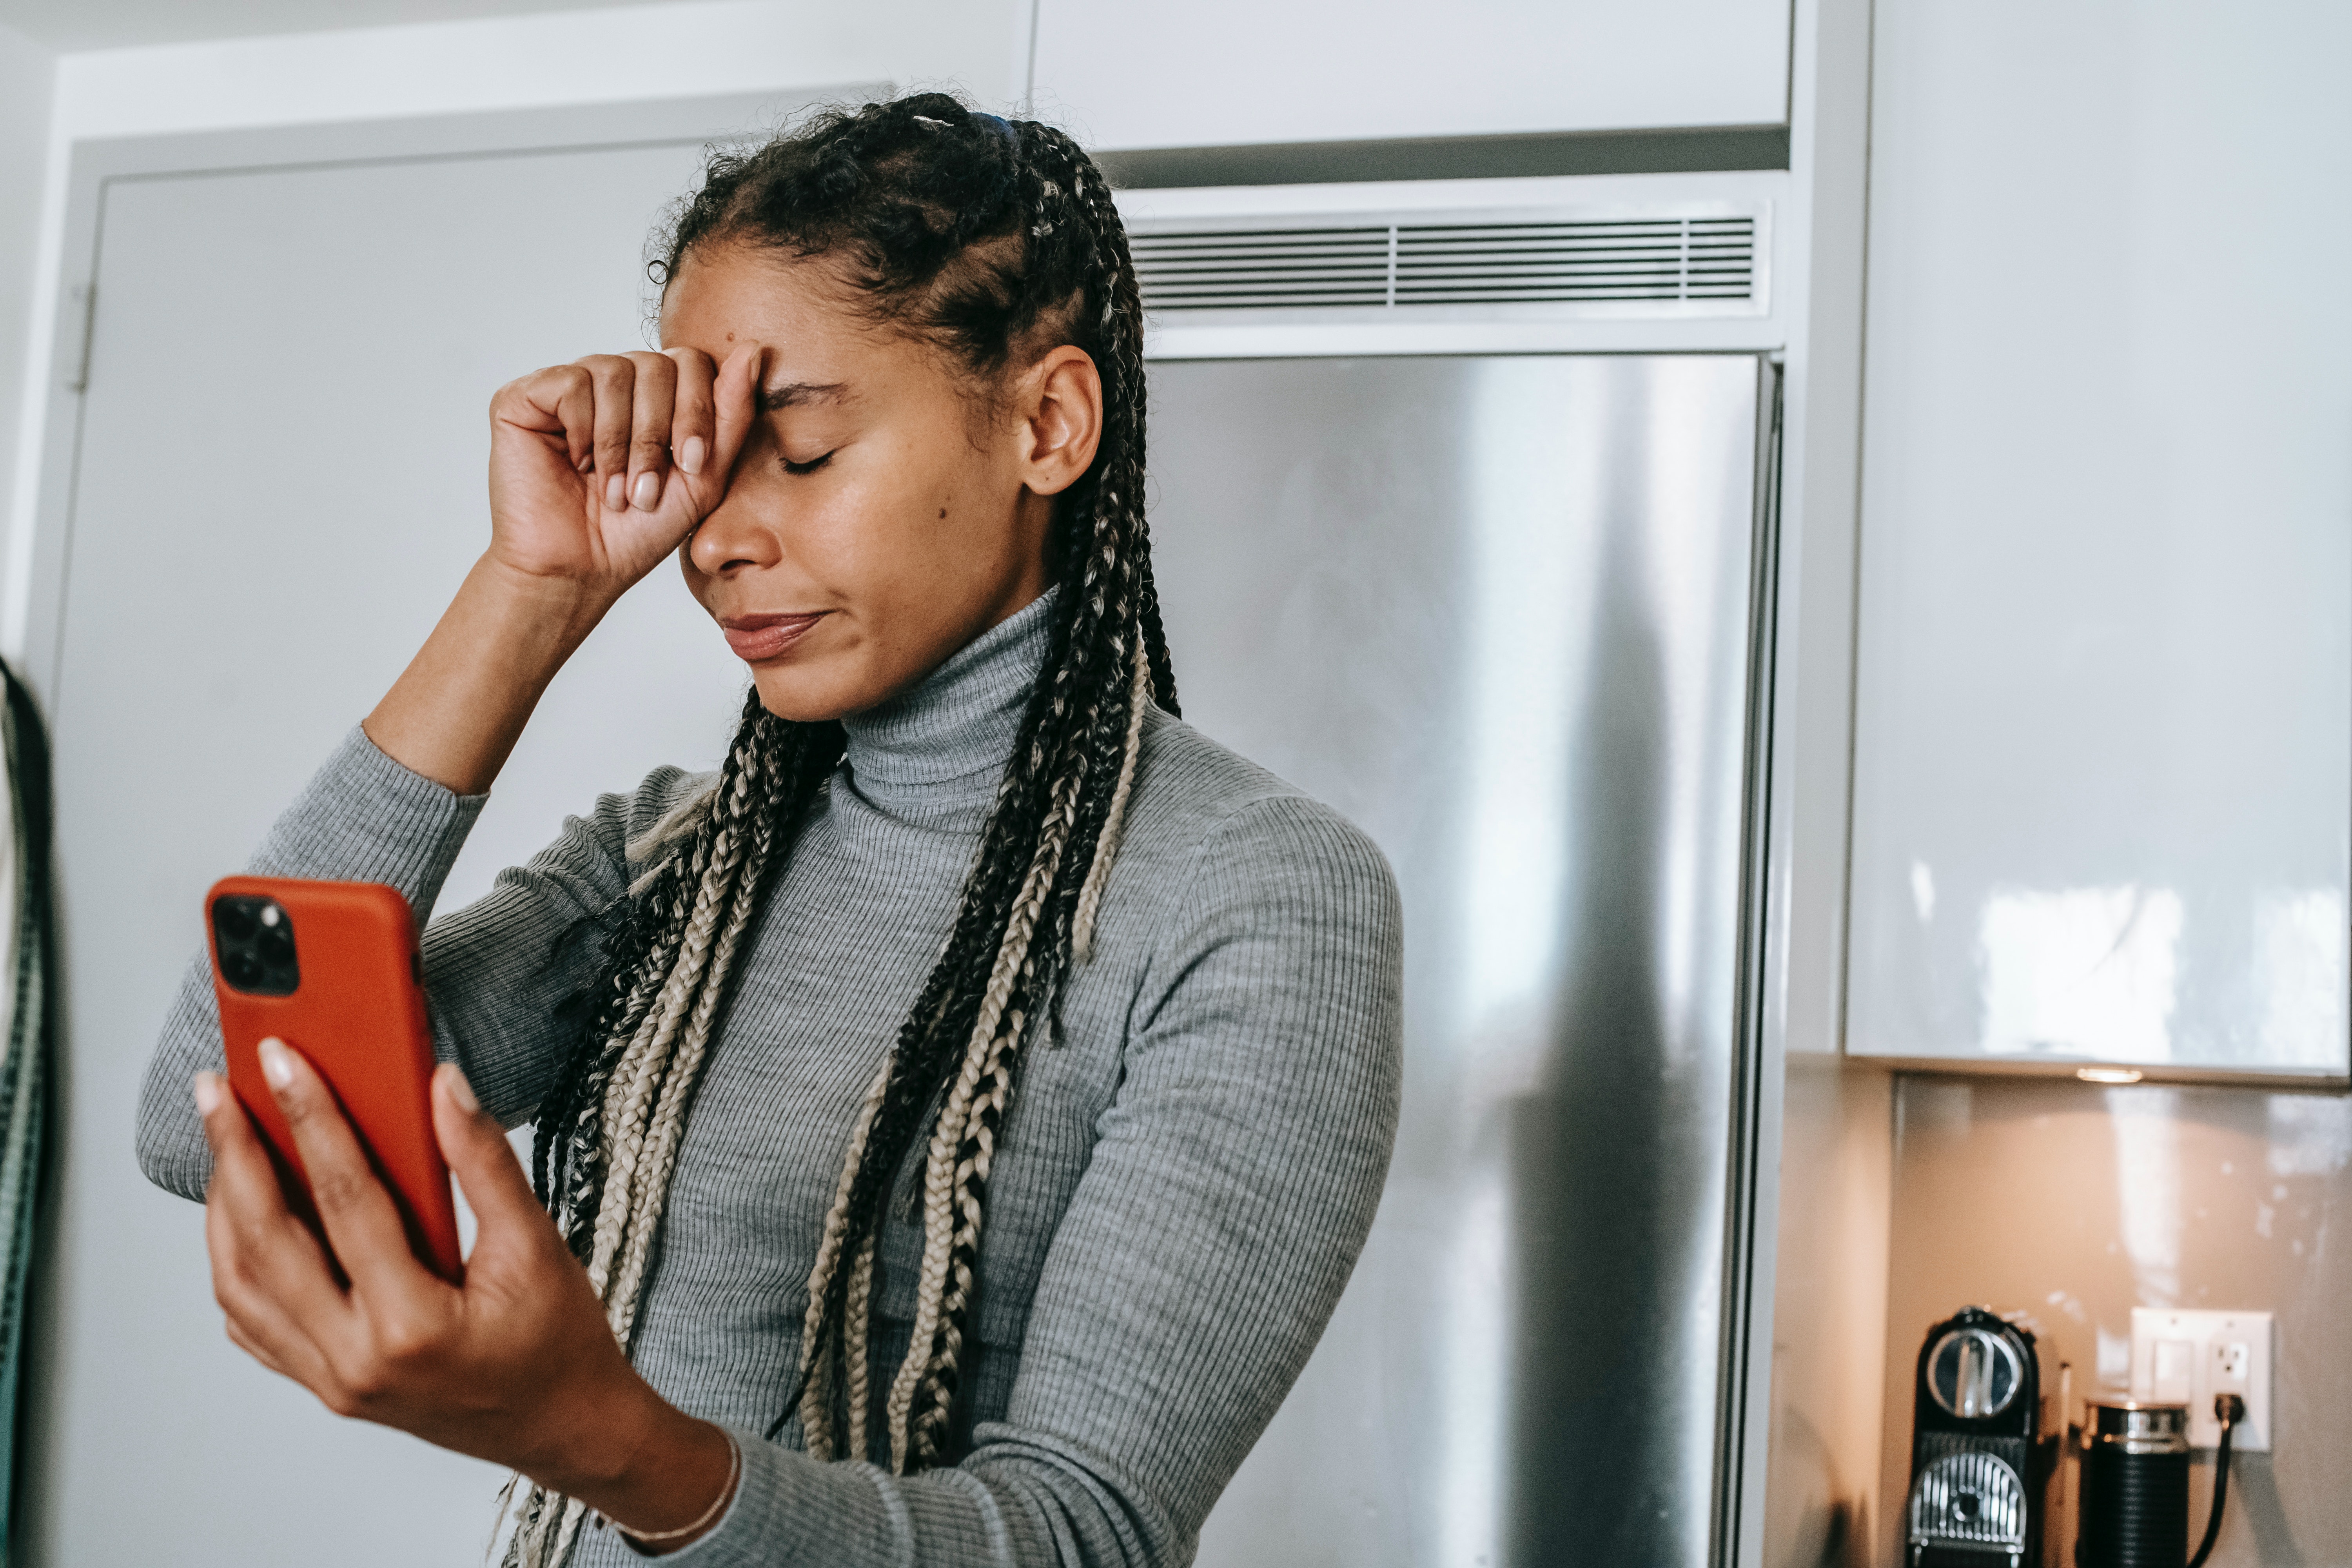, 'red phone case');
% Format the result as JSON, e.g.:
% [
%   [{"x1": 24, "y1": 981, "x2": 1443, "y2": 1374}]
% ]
[{"x1": 207, "y1": 875, "x2": 463, "y2": 1282}]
